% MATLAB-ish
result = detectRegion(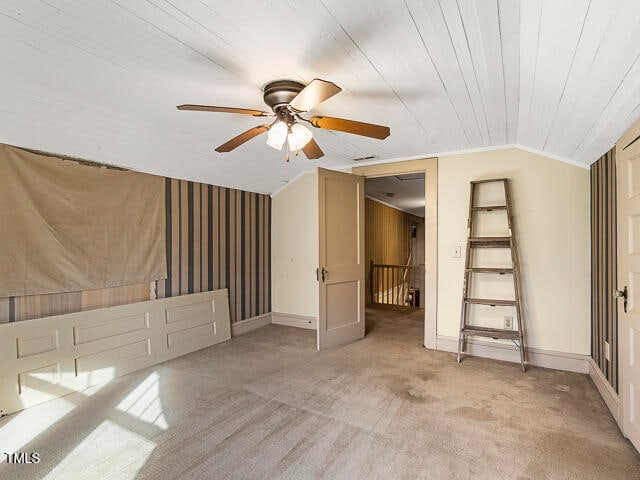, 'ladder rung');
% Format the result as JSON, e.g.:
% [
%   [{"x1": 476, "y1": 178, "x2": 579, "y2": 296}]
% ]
[
  {"x1": 464, "y1": 298, "x2": 516, "y2": 307},
  {"x1": 468, "y1": 237, "x2": 511, "y2": 248},
  {"x1": 471, "y1": 205, "x2": 507, "y2": 211},
  {"x1": 470, "y1": 178, "x2": 508, "y2": 185},
  {"x1": 461, "y1": 325, "x2": 519, "y2": 339},
  {"x1": 466, "y1": 268, "x2": 513, "y2": 274},
  {"x1": 469, "y1": 236, "x2": 510, "y2": 242}
]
